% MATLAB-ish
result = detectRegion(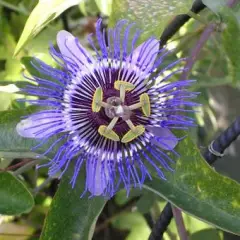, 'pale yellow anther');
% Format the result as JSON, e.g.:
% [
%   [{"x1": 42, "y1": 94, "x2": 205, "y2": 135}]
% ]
[
  {"x1": 114, "y1": 80, "x2": 135, "y2": 91},
  {"x1": 121, "y1": 125, "x2": 145, "y2": 143},
  {"x1": 98, "y1": 126, "x2": 120, "y2": 141},
  {"x1": 140, "y1": 93, "x2": 151, "y2": 117},
  {"x1": 98, "y1": 117, "x2": 120, "y2": 141},
  {"x1": 92, "y1": 87, "x2": 103, "y2": 112}
]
